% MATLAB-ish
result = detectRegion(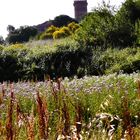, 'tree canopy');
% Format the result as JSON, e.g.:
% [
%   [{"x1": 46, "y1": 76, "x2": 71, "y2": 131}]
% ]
[
  {"x1": 74, "y1": 0, "x2": 140, "y2": 47},
  {"x1": 6, "y1": 26, "x2": 38, "y2": 44},
  {"x1": 52, "y1": 15, "x2": 78, "y2": 27}
]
